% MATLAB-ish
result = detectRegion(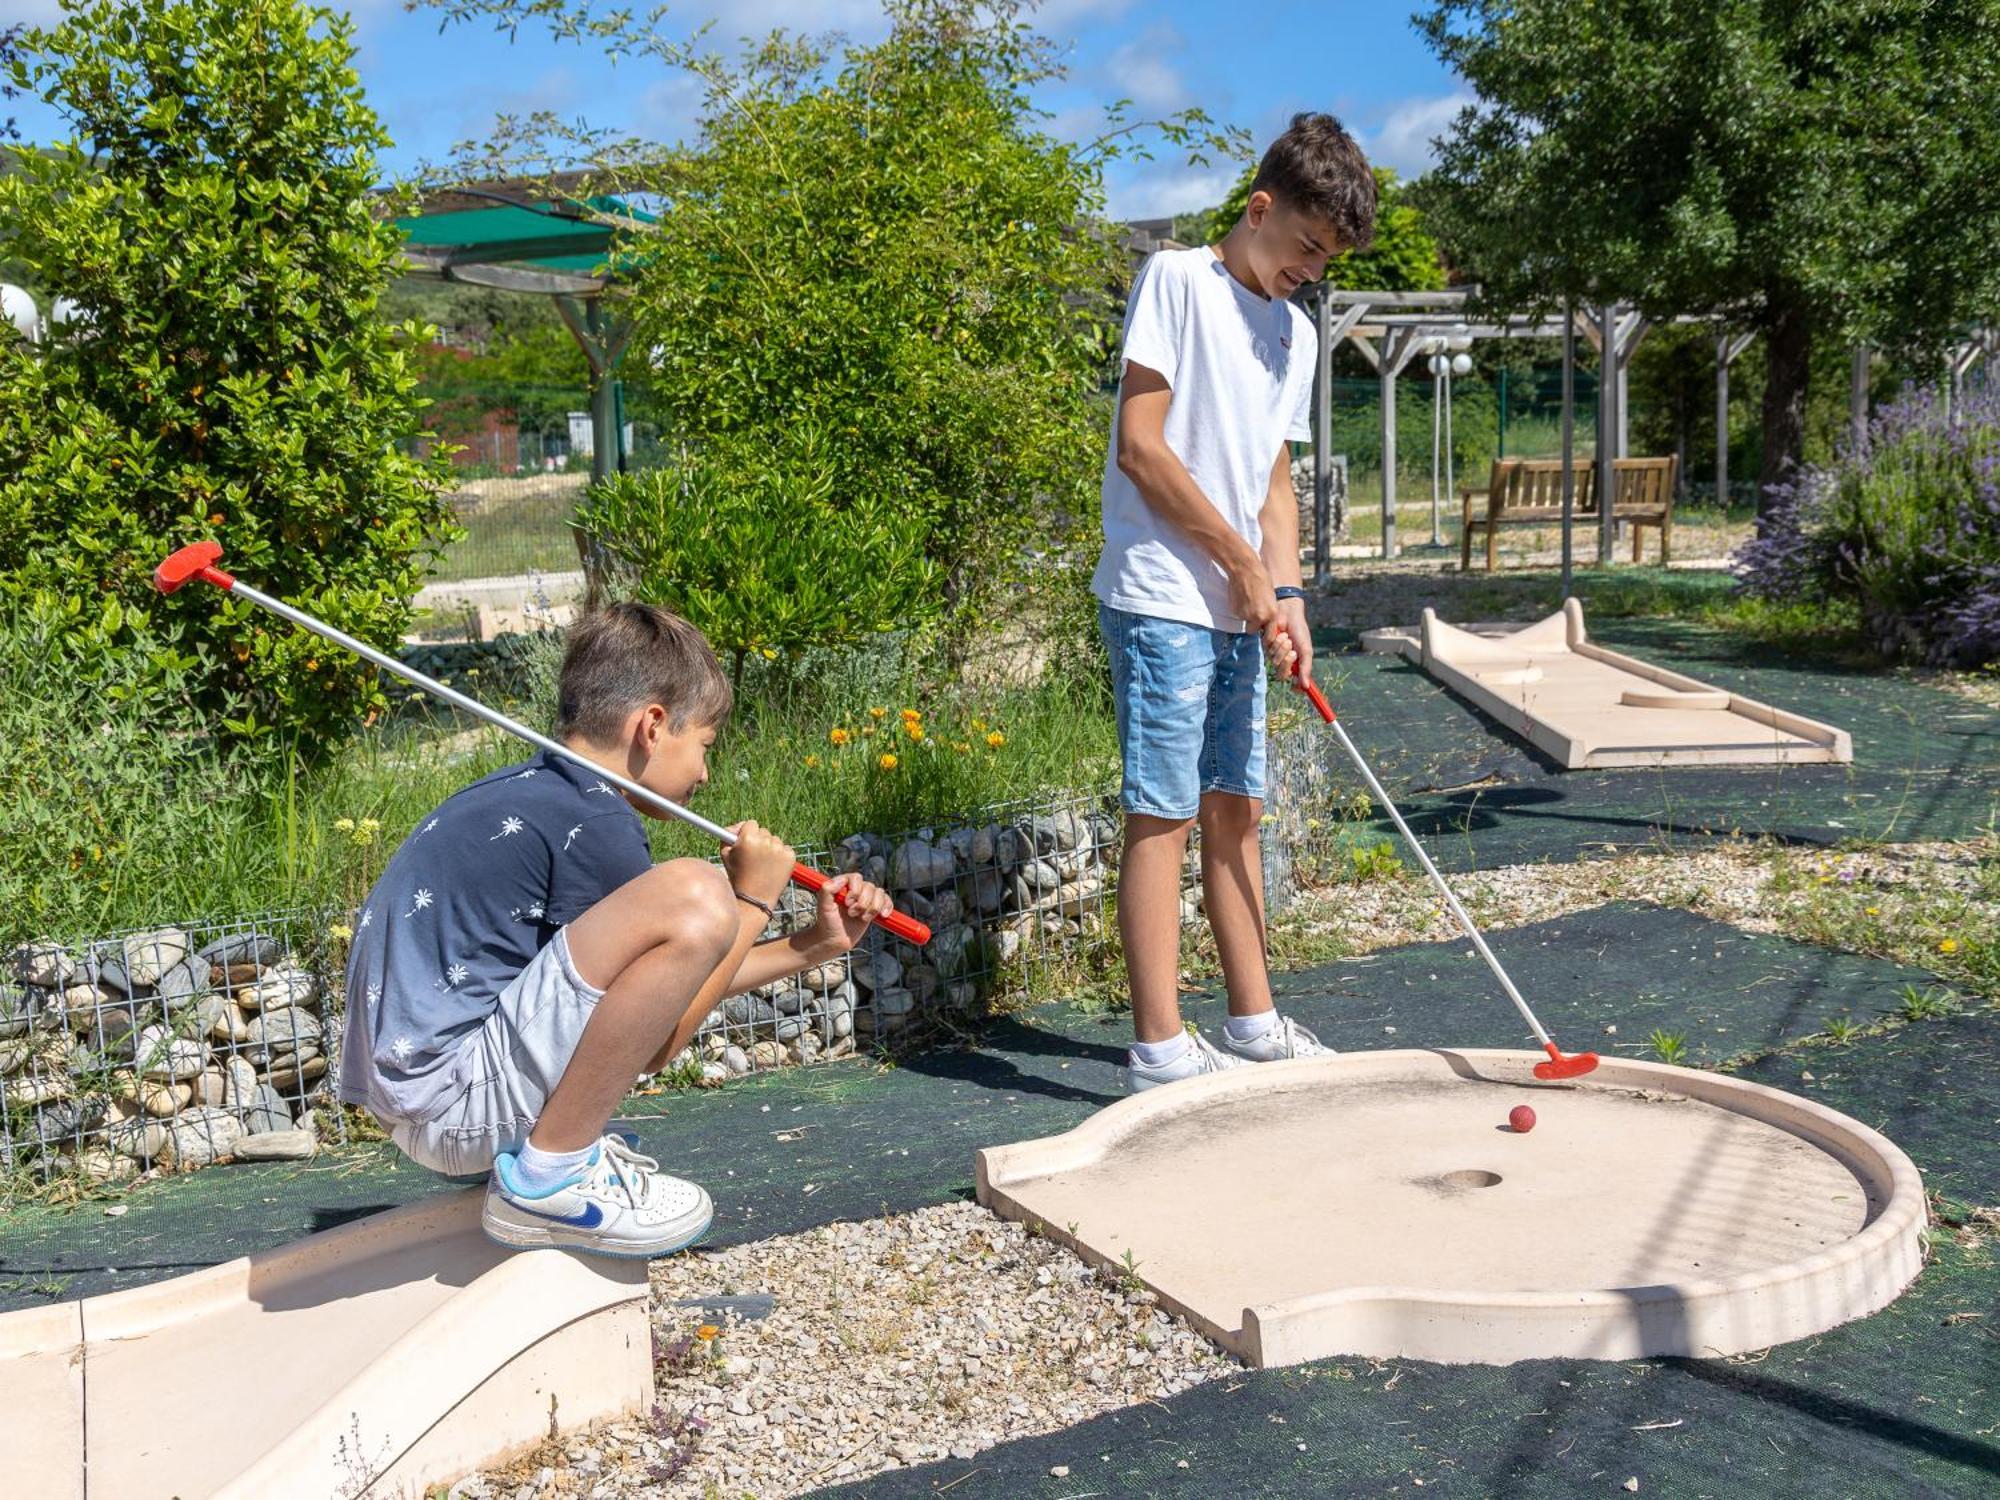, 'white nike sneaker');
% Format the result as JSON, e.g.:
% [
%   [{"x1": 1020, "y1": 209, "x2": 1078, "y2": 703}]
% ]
[
  {"x1": 1126, "y1": 1030, "x2": 1244, "y2": 1092},
  {"x1": 482, "y1": 1133, "x2": 713, "y2": 1258},
  {"x1": 1216, "y1": 1013, "x2": 1332, "y2": 1064}
]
